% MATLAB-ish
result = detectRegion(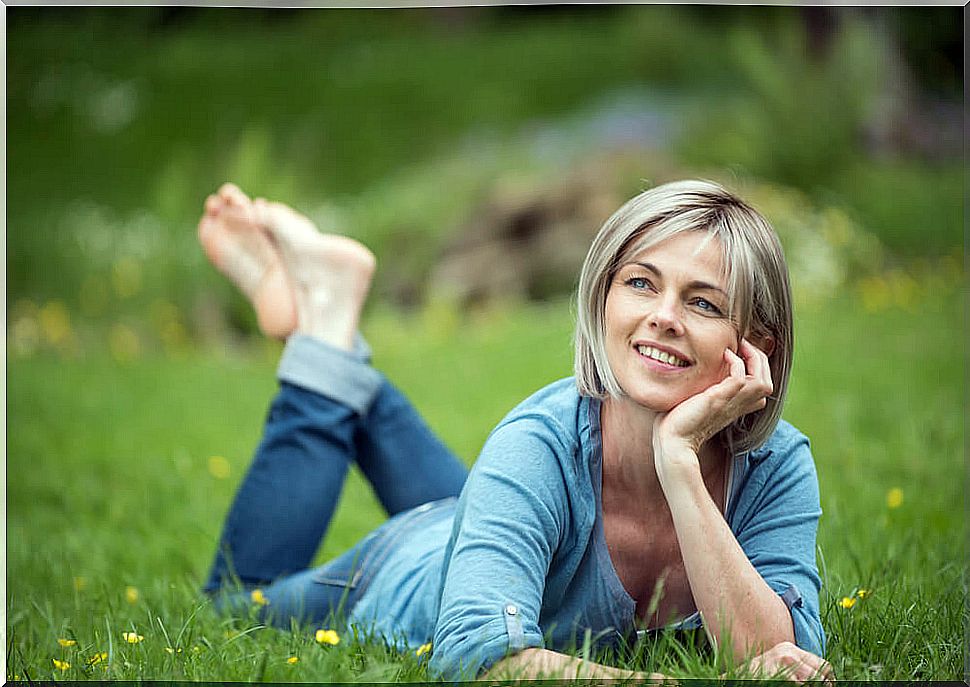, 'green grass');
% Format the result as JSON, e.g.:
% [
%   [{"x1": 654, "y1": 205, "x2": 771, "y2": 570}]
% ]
[{"x1": 7, "y1": 272, "x2": 965, "y2": 681}]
